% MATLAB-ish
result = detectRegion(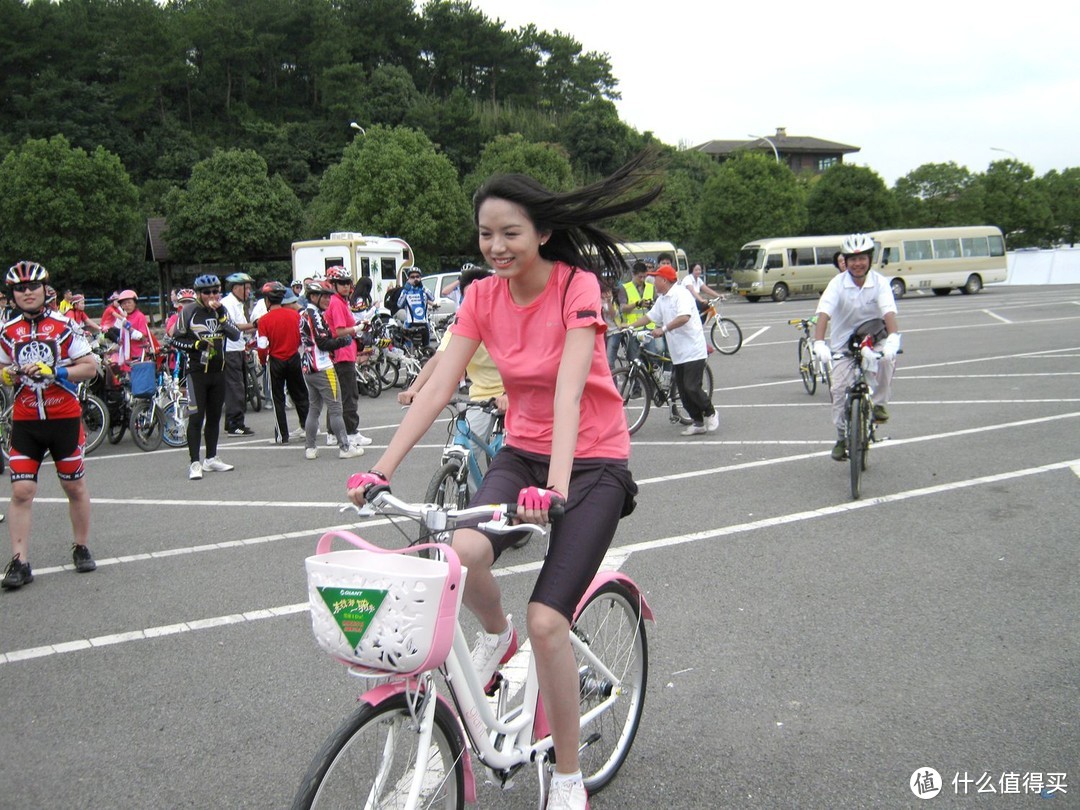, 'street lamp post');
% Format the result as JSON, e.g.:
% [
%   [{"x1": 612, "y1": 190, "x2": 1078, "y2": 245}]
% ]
[
  {"x1": 748, "y1": 133, "x2": 780, "y2": 163},
  {"x1": 989, "y1": 146, "x2": 1018, "y2": 161},
  {"x1": 349, "y1": 122, "x2": 366, "y2": 136}
]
